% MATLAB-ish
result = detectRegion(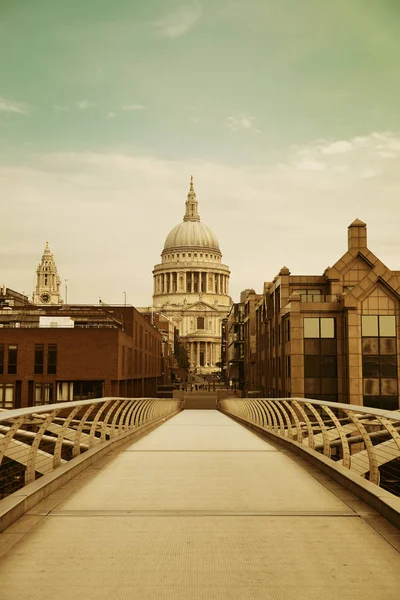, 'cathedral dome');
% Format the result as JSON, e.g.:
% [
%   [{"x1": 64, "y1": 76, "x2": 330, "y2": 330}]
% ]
[
  {"x1": 164, "y1": 220, "x2": 219, "y2": 251},
  {"x1": 163, "y1": 176, "x2": 220, "y2": 252}
]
